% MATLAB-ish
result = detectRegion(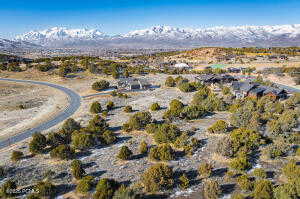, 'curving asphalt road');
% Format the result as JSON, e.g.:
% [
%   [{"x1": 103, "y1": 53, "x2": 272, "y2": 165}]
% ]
[{"x1": 0, "y1": 78, "x2": 81, "y2": 149}]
